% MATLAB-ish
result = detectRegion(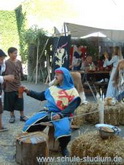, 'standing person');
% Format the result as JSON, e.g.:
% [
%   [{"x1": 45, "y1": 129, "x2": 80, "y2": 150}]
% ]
[
  {"x1": 0, "y1": 49, "x2": 14, "y2": 131},
  {"x1": 4, "y1": 47, "x2": 27, "y2": 123},
  {"x1": 103, "y1": 47, "x2": 123, "y2": 98},
  {"x1": 22, "y1": 67, "x2": 81, "y2": 156},
  {"x1": 72, "y1": 44, "x2": 82, "y2": 70}
]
